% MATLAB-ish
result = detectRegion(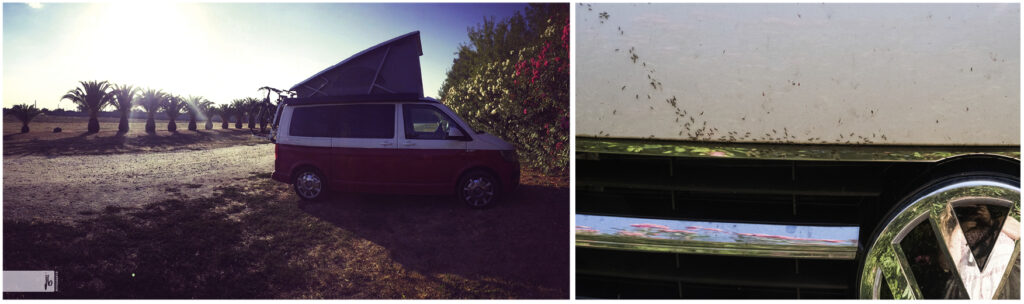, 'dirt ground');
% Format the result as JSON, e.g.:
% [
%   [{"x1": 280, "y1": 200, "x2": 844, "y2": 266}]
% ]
[
  {"x1": 2, "y1": 117, "x2": 569, "y2": 298},
  {"x1": 4, "y1": 115, "x2": 266, "y2": 157},
  {"x1": 3, "y1": 144, "x2": 276, "y2": 223}
]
